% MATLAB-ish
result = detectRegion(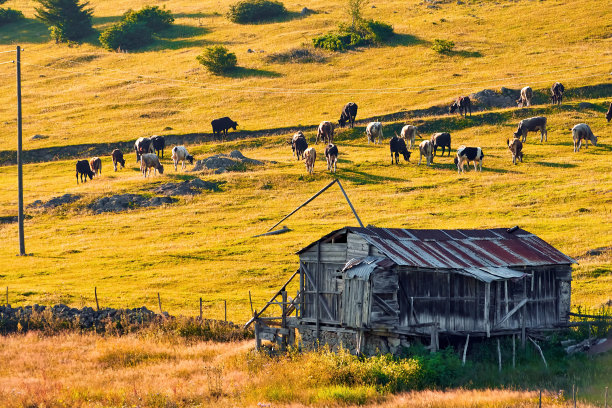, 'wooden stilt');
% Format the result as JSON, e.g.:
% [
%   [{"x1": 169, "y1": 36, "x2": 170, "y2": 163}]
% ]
[
  {"x1": 462, "y1": 334, "x2": 470, "y2": 366},
  {"x1": 497, "y1": 338, "x2": 502, "y2": 372},
  {"x1": 529, "y1": 337, "x2": 547, "y2": 368},
  {"x1": 512, "y1": 334, "x2": 516, "y2": 369}
]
